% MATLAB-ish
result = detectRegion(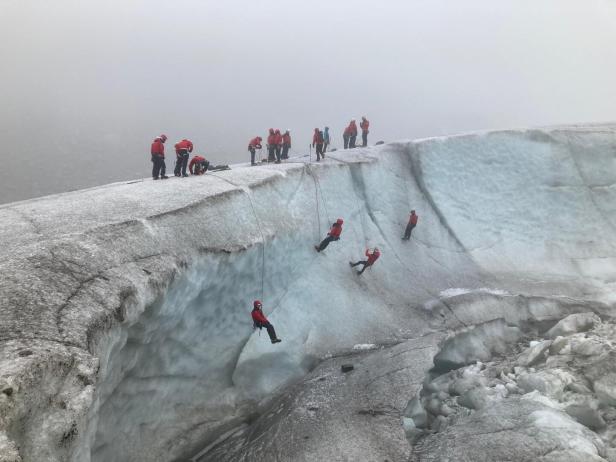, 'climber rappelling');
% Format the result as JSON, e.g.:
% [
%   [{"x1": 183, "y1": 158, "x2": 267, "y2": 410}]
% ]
[
  {"x1": 251, "y1": 300, "x2": 282, "y2": 344},
  {"x1": 315, "y1": 218, "x2": 344, "y2": 252}
]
